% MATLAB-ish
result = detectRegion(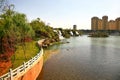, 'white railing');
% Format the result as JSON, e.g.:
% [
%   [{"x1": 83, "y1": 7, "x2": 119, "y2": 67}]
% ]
[{"x1": 0, "y1": 48, "x2": 43, "y2": 80}]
